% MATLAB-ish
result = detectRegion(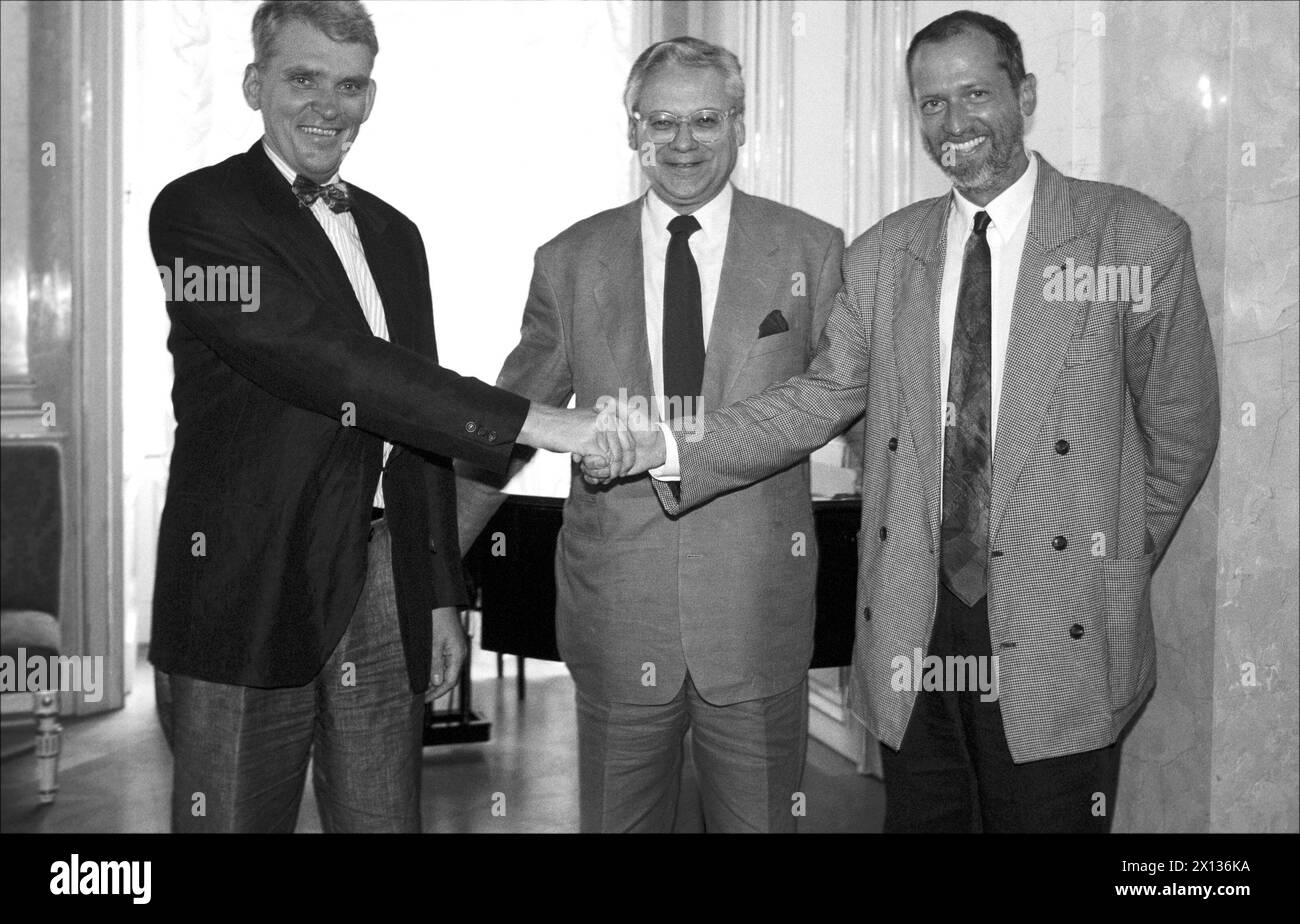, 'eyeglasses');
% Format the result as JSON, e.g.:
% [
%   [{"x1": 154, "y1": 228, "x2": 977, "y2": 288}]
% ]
[{"x1": 633, "y1": 108, "x2": 738, "y2": 145}]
